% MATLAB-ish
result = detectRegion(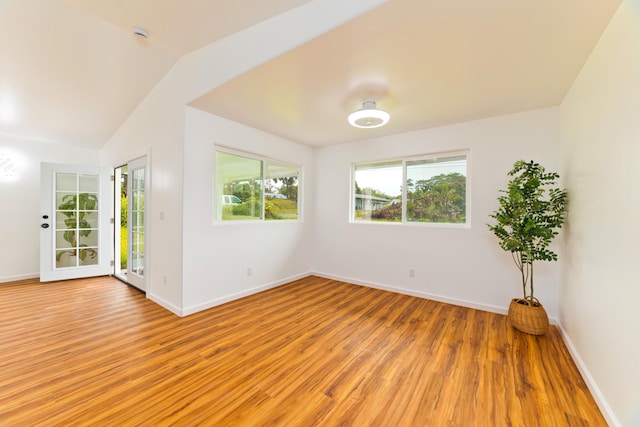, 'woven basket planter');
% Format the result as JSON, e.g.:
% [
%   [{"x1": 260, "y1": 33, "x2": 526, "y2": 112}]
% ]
[{"x1": 507, "y1": 298, "x2": 549, "y2": 335}]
